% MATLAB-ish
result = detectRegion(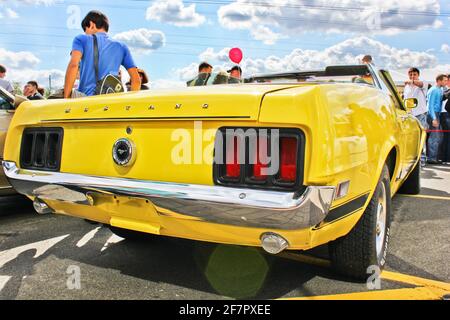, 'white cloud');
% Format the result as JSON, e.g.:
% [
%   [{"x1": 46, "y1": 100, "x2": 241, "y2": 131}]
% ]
[
  {"x1": 0, "y1": 48, "x2": 40, "y2": 69},
  {"x1": 175, "y1": 62, "x2": 199, "y2": 81},
  {"x1": 17, "y1": 0, "x2": 61, "y2": 5},
  {"x1": 441, "y1": 44, "x2": 450, "y2": 54},
  {"x1": 433, "y1": 19, "x2": 443, "y2": 29},
  {"x1": 113, "y1": 29, "x2": 166, "y2": 55},
  {"x1": 176, "y1": 37, "x2": 439, "y2": 79},
  {"x1": 146, "y1": 0, "x2": 206, "y2": 27},
  {"x1": 218, "y1": 0, "x2": 441, "y2": 44},
  {"x1": 0, "y1": 47, "x2": 62, "y2": 88},
  {"x1": 0, "y1": 0, "x2": 62, "y2": 18},
  {"x1": 5, "y1": 7, "x2": 18, "y2": 18},
  {"x1": 251, "y1": 26, "x2": 286, "y2": 45},
  {"x1": 8, "y1": 68, "x2": 65, "y2": 89},
  {"x1": 199, "y1": 47, "x2": 231, "y2": 63}
]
